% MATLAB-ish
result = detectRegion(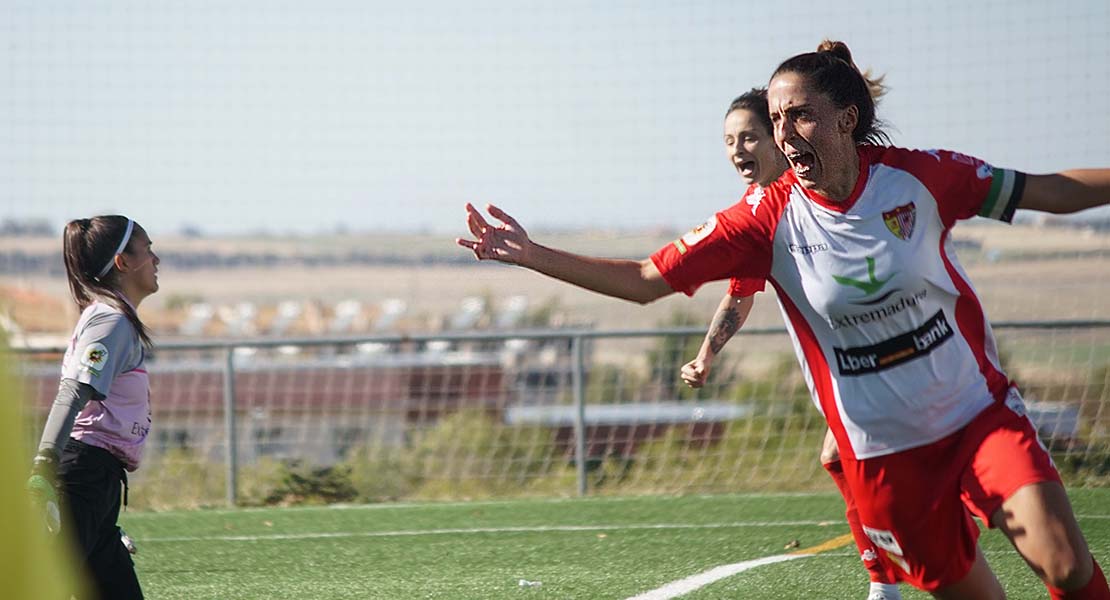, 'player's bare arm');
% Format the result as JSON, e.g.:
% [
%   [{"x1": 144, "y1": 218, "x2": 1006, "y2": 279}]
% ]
[
  {"x1": 458, "y1": 203, "x2": 674, "y2": 304},
  {"x1": 682, "y1": 294, "x2": 754, "y2": 388},
  {"x1": 709, "y1": 299, "x2": 747, "y2": 355},
  {"x1": 1019, "y1": 169, "x2": 1110, "y2": 214}
]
